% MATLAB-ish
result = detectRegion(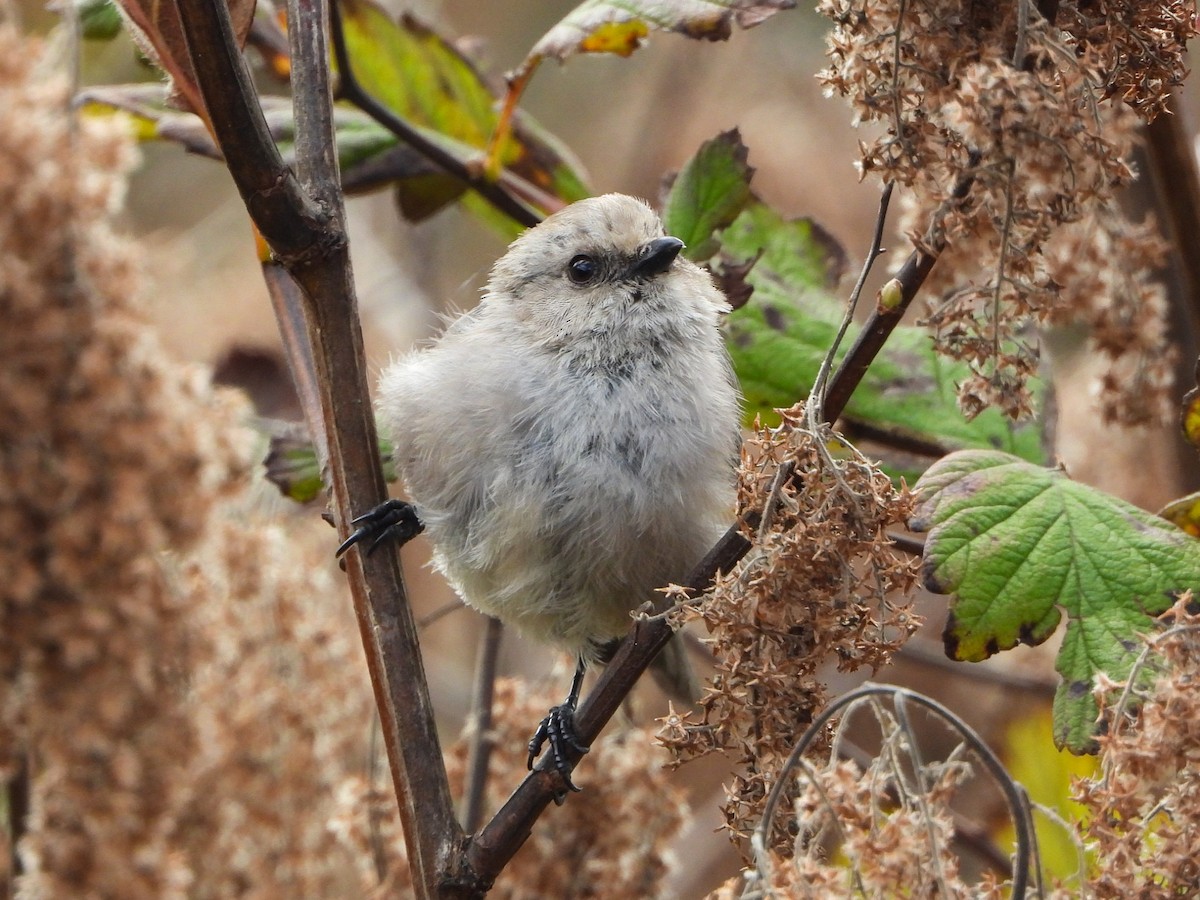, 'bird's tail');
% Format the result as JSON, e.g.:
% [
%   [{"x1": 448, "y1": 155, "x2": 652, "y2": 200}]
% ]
[
  {"x1": 596, "y1": 632, "x2": 701, "y2": 705},
  {"x1": 648, "y1": 631, "x2": 701, "y2": 704}
]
